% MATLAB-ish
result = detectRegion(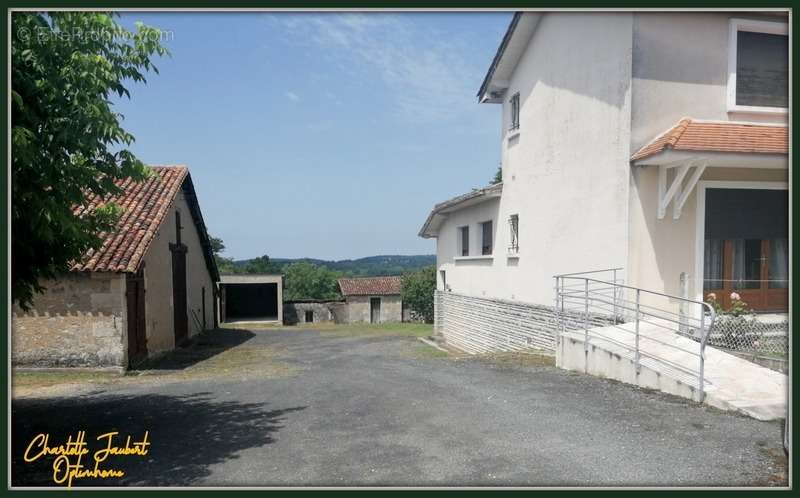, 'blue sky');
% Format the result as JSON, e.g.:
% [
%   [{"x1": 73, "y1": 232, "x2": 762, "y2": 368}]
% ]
[{"x1": 115, "y1": 12, "x2": 511, "y2": 260}]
